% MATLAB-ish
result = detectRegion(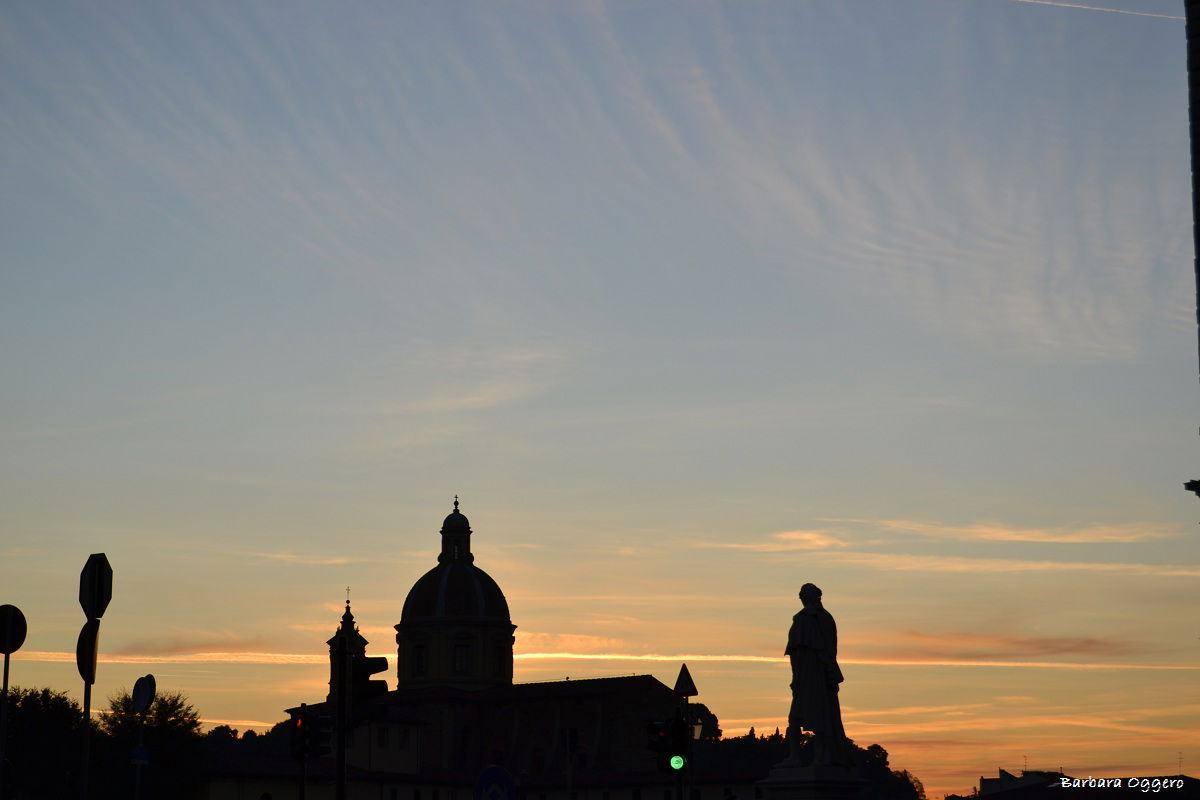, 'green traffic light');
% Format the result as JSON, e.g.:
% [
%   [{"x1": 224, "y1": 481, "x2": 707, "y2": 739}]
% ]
[{"x1": 669, "y1": 754, "x2": 686, "y2": 770}]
